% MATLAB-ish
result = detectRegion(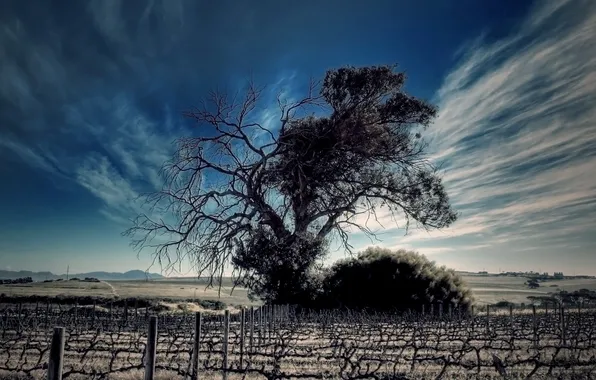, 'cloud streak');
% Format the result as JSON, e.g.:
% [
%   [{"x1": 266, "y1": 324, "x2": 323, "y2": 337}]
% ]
[{"x1": 391, "y1": 0, "x2": 596, "y2": 259}]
